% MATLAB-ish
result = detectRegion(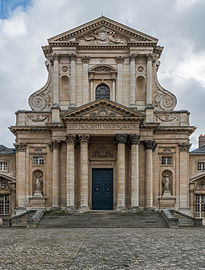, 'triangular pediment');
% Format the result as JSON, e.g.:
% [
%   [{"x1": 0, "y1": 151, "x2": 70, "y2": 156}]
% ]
[
  {"x1": 190, "y1": 173, "x2": 205, "y2": 183},
  {"x1": 61, "y1": 98, "x2": 144, "y2": 120},
  {"x1": 48, "y1": 16, "x2": 158, "y2": 45}
]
